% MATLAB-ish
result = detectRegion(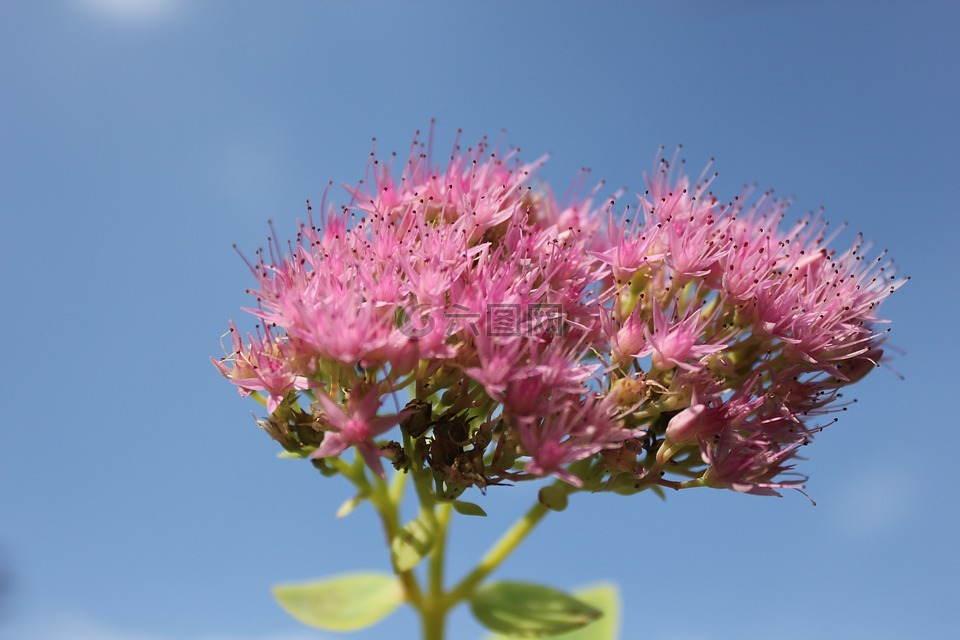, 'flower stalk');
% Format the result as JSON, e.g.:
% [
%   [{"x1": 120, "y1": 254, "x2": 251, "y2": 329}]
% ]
[{"x1": 447, "y1": 499, "x2": 551, "y2": 607}]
